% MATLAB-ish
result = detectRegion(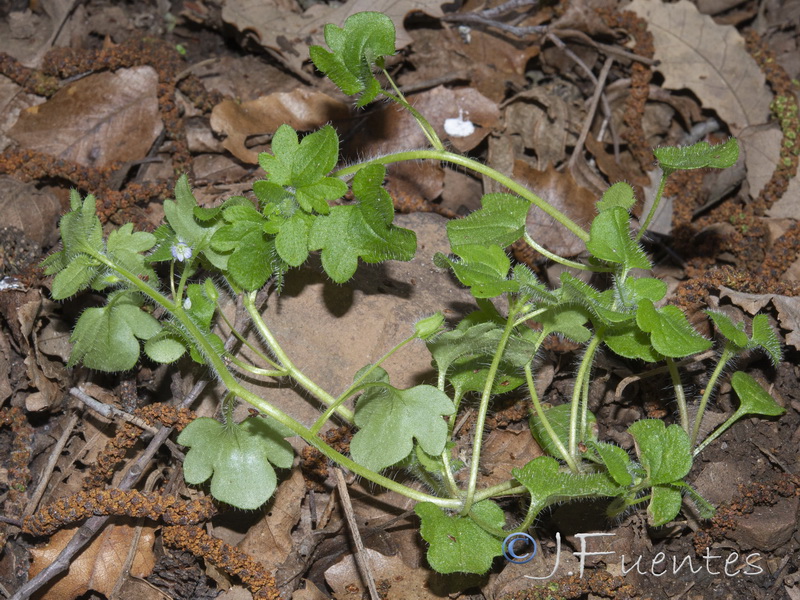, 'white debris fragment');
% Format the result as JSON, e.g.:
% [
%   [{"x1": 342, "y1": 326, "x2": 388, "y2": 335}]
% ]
[{"x1": 444, "y1": 109, "x2": 475, "y2": 138}]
